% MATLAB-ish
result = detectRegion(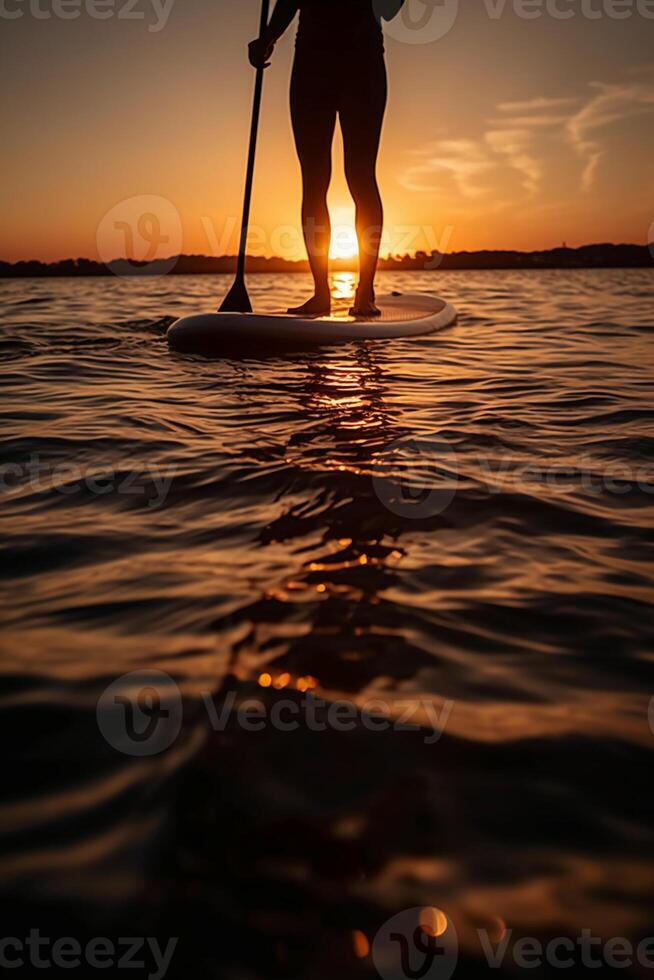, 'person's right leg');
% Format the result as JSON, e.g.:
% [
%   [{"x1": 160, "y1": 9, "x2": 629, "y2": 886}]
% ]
[
  {"x1": 340, "y1": 52, "x2": 387, "y2": 317},
  {"x1": 288, "y1": 53, "x2": 337, "y2": 315}
]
